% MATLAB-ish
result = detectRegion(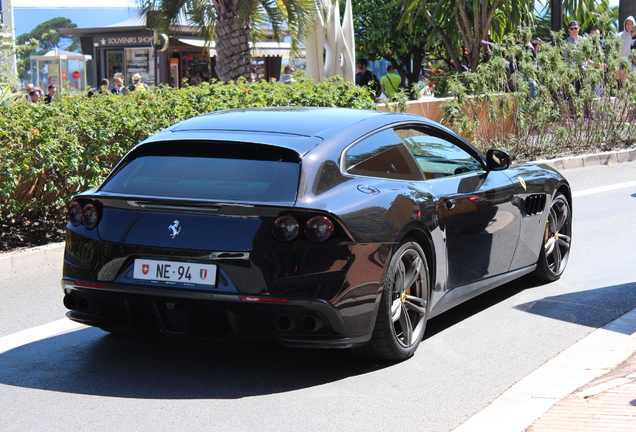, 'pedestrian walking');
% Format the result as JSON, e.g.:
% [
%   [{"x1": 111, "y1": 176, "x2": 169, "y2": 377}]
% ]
[{"x1": 380, "y1": 65, "x2": 401, "y2": 99}]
